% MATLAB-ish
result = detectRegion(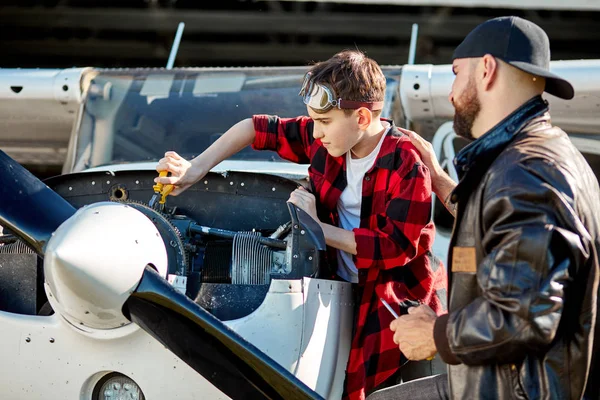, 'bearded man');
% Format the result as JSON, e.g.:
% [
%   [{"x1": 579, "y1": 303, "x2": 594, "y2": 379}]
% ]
[{"x1": 369, "y1": 16, "x2": 600, "y2": 400}]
